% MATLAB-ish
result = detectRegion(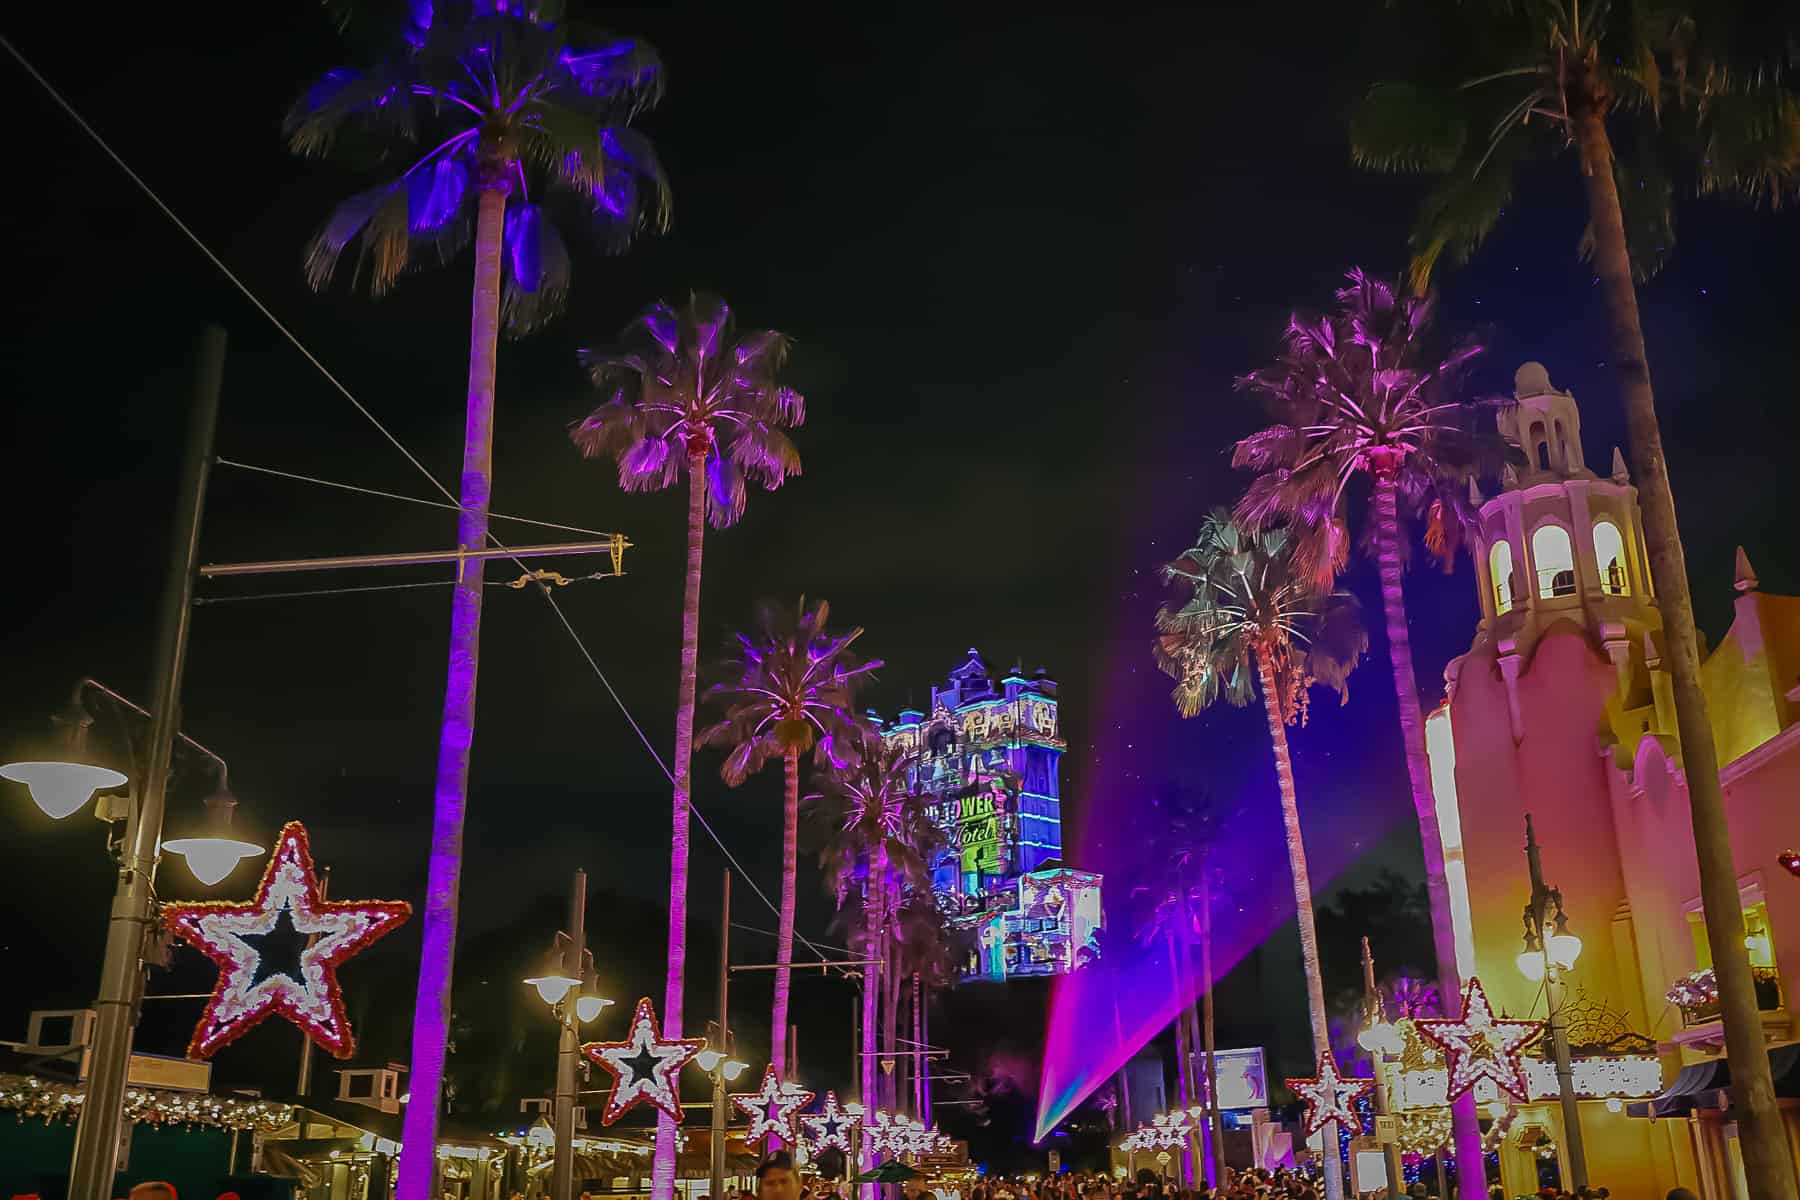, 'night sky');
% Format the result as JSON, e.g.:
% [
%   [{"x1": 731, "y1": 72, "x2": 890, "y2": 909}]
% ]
[{"x1": 6, "y1": 0, "x2": 1800, "y2": 1151}]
